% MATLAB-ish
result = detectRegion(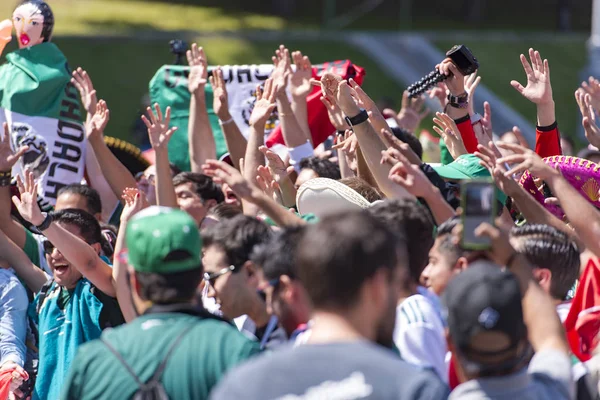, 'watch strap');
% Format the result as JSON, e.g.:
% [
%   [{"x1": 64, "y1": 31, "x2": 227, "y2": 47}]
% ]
[
  {"x1": 447, "y1": 92, "x2": 468, "y2": 109},
  {"x1": 36, "y1": 212, "x2": 53, "y2": 232},
  {"x1": 344, "y1": 109, "x2": 369, "y2": 127}
]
